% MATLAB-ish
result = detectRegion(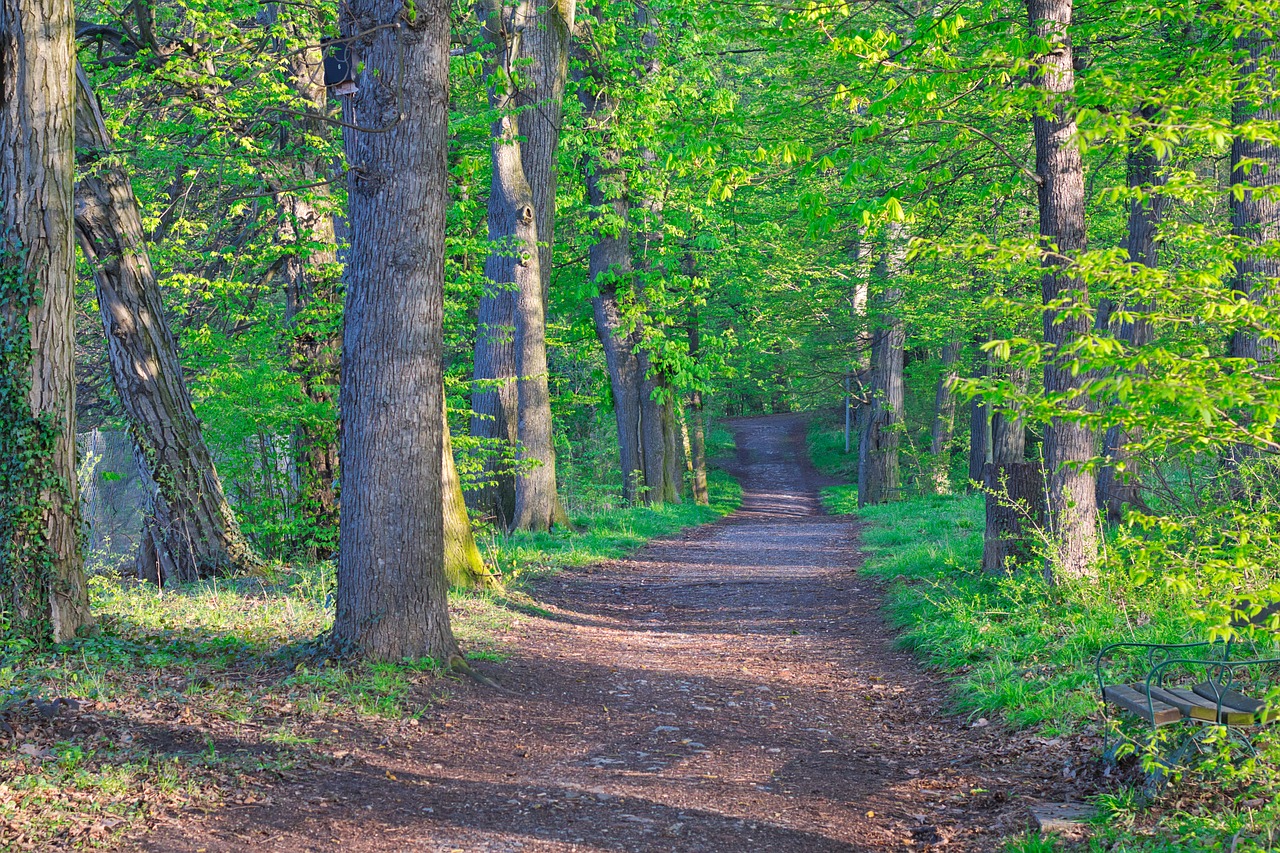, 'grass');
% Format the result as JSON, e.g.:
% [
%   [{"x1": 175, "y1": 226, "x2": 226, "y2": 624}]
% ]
[
  {"x1": 0, "y1": 463, "x2": 741, "y2": 850},
  {"x1": 810, "y1": 425, "x2": 1280, "y2": 851}
]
